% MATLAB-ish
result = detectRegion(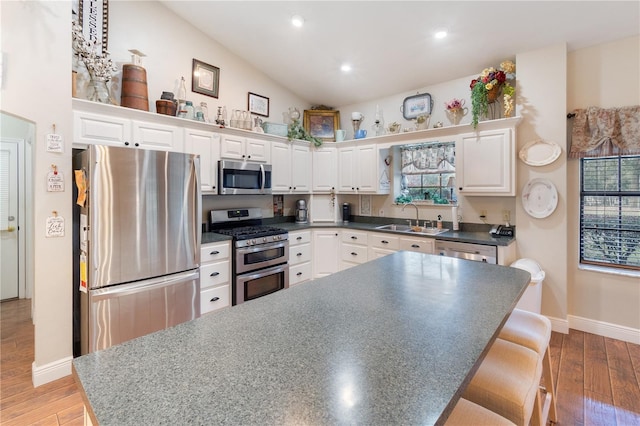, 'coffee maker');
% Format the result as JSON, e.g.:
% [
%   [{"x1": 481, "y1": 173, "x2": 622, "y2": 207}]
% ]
[
  {"x1": 342, "y1": 203, "x2": 351, "y2": 223},
  {"x1": 295, "y1": 199, "x2": 308, "y2": 224}
]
